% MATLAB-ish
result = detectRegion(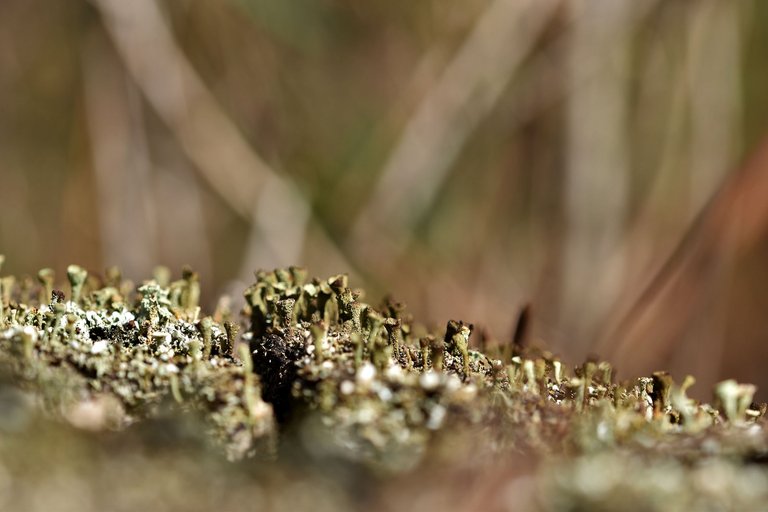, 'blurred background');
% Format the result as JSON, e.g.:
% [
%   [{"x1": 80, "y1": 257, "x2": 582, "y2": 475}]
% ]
[{"x1": 1, "y1": 0, "x2": 768, "y2": 398}]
